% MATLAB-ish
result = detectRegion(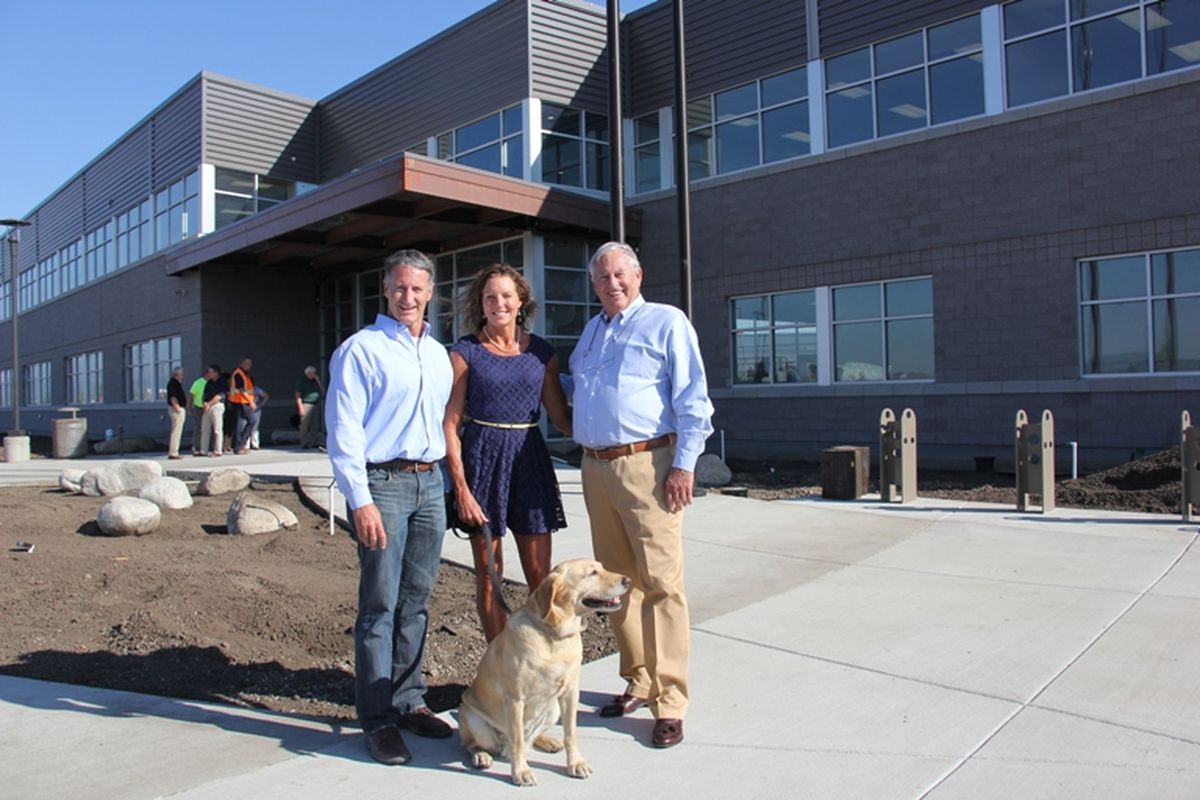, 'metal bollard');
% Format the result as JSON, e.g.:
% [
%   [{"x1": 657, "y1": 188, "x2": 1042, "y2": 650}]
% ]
[
  {"x1": 1015, "y1": 409, "x2": 1055, "y2": 513},
  {"x1": 880, "y1": 407, "x2": 918, "y2": 503},
  {"x1": 1182, "y1": 411, "x2": 1200, "y2": 522}
]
